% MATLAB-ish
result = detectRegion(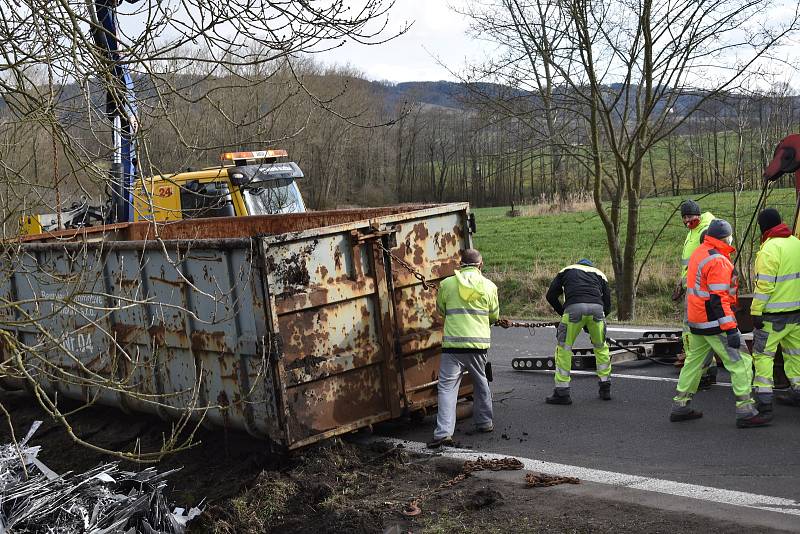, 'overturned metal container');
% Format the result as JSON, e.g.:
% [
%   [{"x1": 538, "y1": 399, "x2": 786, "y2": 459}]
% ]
[{"x1": 0, "y1": 204, "x2": 474, "y2": 449}]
